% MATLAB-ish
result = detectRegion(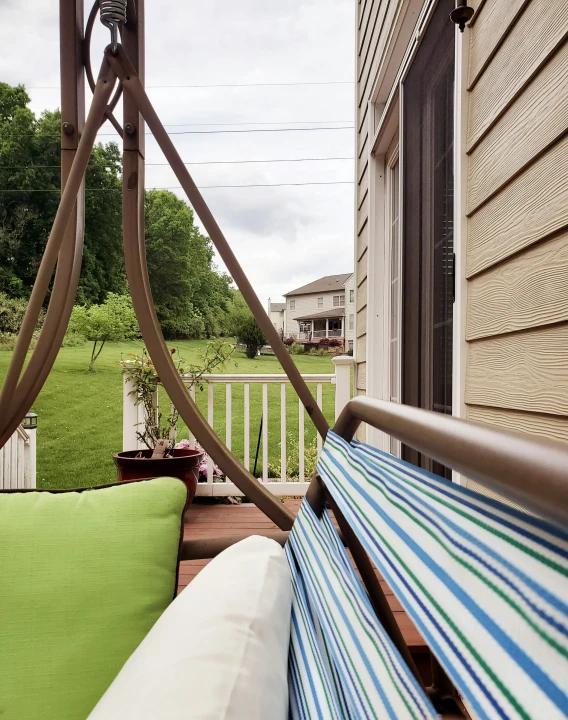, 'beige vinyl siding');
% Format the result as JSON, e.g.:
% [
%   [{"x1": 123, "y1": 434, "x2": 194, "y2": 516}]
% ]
[
  {"x1": 355, "y1": 0, "x2": 398, "y2": 390},
  {"x1": 465, "y1": 0, "x2": 568, "y2": 450}
]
